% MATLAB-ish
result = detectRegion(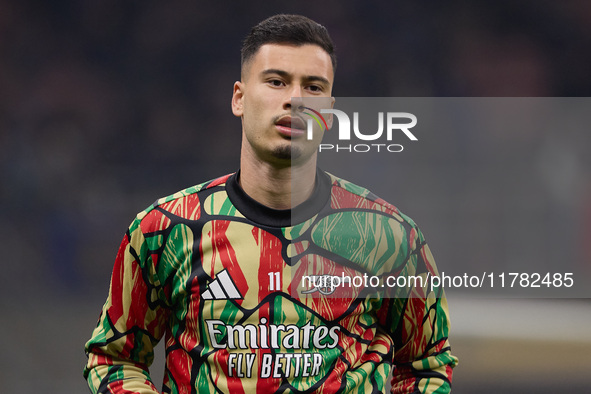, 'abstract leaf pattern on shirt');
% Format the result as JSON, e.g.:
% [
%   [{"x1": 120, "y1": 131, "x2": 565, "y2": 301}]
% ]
[{"x1": 85, "y1": 173, "x2": 456, "y2": 394}]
